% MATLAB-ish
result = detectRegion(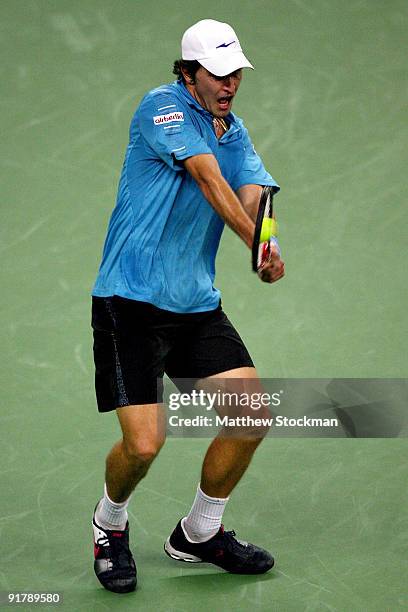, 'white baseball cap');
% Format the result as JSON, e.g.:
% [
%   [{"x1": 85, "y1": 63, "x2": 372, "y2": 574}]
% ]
[{"x1": 181, "y1": 19, "x2": 254, "y2": 77}]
